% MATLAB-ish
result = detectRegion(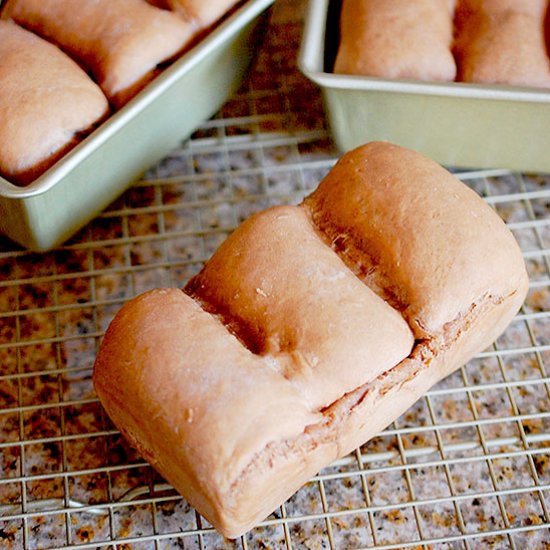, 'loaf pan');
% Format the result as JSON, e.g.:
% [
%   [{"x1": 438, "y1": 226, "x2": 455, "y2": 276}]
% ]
[
  {"x1": 0, "y1": 0, "x2": 273, "y2": 251},
  {"x1": 298, "y1": 0, "x2": 550, "y2": 174}
]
